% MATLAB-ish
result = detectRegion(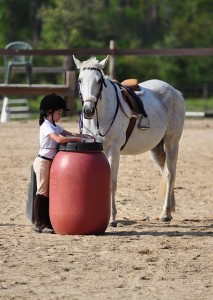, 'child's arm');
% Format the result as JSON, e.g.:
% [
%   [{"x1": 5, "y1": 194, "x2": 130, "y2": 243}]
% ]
[
  {"x1": 61, "y1": 130, "x2": 95, "y2": 140},
  {"x1": 49, "y1": 133, "x2": 83, "y2": 144}
]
